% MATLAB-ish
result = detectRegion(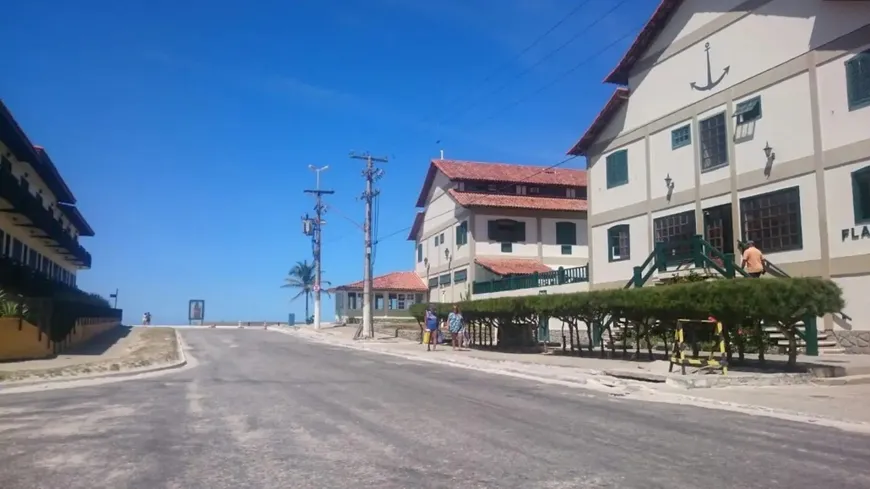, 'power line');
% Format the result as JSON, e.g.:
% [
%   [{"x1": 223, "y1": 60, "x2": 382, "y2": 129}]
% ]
[
  {"x1": 470, "y1": 22, "x2": 646, "y2": 127},
  {"x1": 432, "y1": 0, "x2": 634, "y2": 128},
  {"x1": 418, "y1": 0, "x2": 594, "y2": 126},
  {"x1": 325, "y1": 153, "x2": 580, "y2": 248}
]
